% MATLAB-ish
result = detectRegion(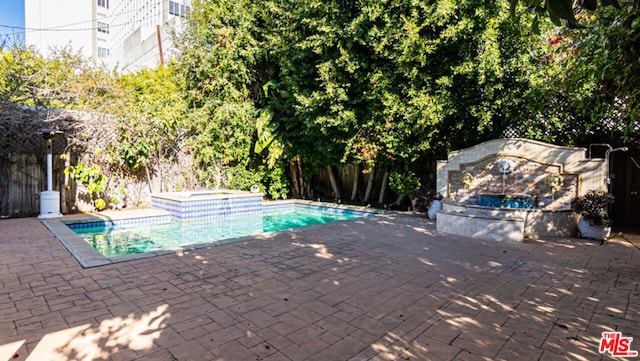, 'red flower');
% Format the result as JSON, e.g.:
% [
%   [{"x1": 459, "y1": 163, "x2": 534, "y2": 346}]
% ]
[{"x1": 549, "y1": 36, "x2": 562, "y2": 45}]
